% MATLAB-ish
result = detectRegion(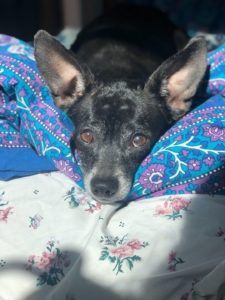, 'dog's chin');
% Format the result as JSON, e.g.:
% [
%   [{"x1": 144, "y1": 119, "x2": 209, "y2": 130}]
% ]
[
  {"x1": 92, "y1": 196, "x2": 125, "y2": 205},
  {"x1": 87, "y1": 189, "x2": 129, "y2": 205}
]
